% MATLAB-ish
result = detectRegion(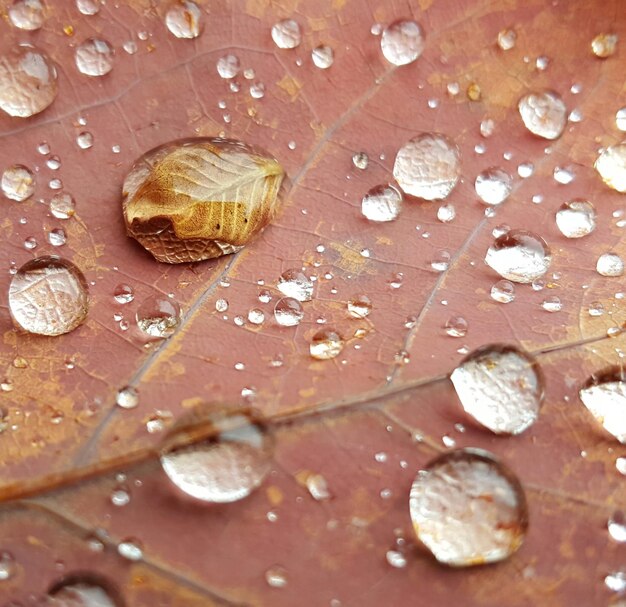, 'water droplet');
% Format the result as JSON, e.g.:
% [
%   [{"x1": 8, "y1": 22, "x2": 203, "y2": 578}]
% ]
[
  {"x1": 8, "y1": 0, "x2": 45, "y2": 30},
  {"x1": 616, "y1": 108, "x2": 626, "y2": 132},
  {"x1": 451, "y1": 344, "x2": 543, "y2": 434},
  {"x1": 265, "y1": 565, "x2": 288, "y2": 588},
  {"x1": 49, "y1": 177, "x2": 63, "y2": 190},
  {"x1": 352, "y1": 152, "x2": 369, "y2": 170},
  {"x1": 310, "y1": 329, "x2": 344, "y2": 360},
  {"x1": 541, "y1": 295, "x2": 562, "y2": 312},
  {"x1": 165, "y1": 0, "x2": 202, "y2": 39},
  {"x1": 437, "y1": 203, "x2": 455, "y2": 223},
  {"x1": 552, "y1": 166, "x2": 574, "y2": 185},
  {"x1": 248, "y1": 308, "x2": 265, "y2": 325},
  {"x1": 430, "y1": 250, "x2": 451, "y2": 272},
  {"x1": 113, "y1": 283, "x2": 134, "y2": 304},
  {"x1": 517, "y1": 162, "x2": 534, "y2": 178},
  {"x1": 617, "y1": 457, "x2": 626, "y2": 475},
  {"x1": 274, "y1": 297, "x2": 303, "y2": 326},
  {"x1": 46, "y1": 155, "x2": 61, "y2": 171},
  {"x1": 9, "y1": 256, "x2": 89, "y2": 336},
  {"x1": 380, "y1": 20, "x2": 425, "y2": 66},
  {"x1": 555, "y1": 199, "x2": 596, "y2": 238},
  {"x1": 535, "y1": 56, "x2": 549, "y2": 71},
  {"x1": 216, "y1": 54, "x2": 240, "y2": 79},
  {"x1": 311, "y1": 45, "x2": 334, "y2": 69},
  {"x1": 46, "y1": 580, "x2": 118, "y2": 606},
  {"x1": 277, "y1": 269, "x2": 313, "y2": 301},
  {"x1": 271, "y1": 19, "x2": 301, "y2": 49},
  {"x1": 111, "y1": 486, "x2": 131, "y2": 506},
  {"x1": 2, "y1": 164, "x2": 35, "y2": 201},
  {"x1": 361, "y1": 184, "x2": 402, "y2": 222},
  {"x1": 608, "y1": 511, "x2": 626, "y2": 542},
  {"x1": 116, "y1": 386, "x2": 138, "y2": 409},
  {"x1": 304, "y1": 473, "x2": 331, "y2": 500},
  {"x1": 518, "y1": 91, "x2": 567, "y2": 140},
  {"x1": 393, "y1": 133, "x2": 460, "y2": 200},
  {"x1": 580, "y1": 368, "x2": 626, "y2": 442},
  {"x1": 160, "y1": 406, "x2": 273, "y2": 502},
  {"x1": 485, "y1": 229, "x2": 551, "y2": 283},
  {"x1": 605, "y1": 571, "x2": 626, "y2": 593},
  {"x1": 136, "y1": 294, "x2": 181, "y2": 338},
  {"x1": 347, "y1": 295, "x2": 372, "y2": 319},
  {"x1": 48, "y1": 227, "x2": 67, "y2": 247},
  {"x1": 597, "y1": 253, "x2": 624, "y2": 277},
  {"x1": 117, "y1": 539, "x2": 143, "y2": 561},
  {"x1": 386, "y1": 549, "x2": 407, "y2": 568},
  {"x1": 76, "y1": 131, "x2": 94, "y2": 149},
  {"x1": 595, "y1": 143, "x2": 626, "y2": 192},
  {"x1": 215, "y1": 298, "x2": 228, "y2": 312},
  {"x1": 497, "y1": 28, "x2": 516, "y2": 50},
  {"x1": 0, "y1": 551, "x2": 15, "y2": 581},
  {"x1": 76, "y1": 0, "x2": 101, "y2": 16},
  {"x1": 409, "y1": 449, "x2": 527, "y2": 566},
  {"x1": 475, "y1": 167, "x2": 512, "y2": 205},
  {"x1": 480, "y1": 118, "x2": 495, "y2": 138},
  {"x1": 592, "y1": 33, "x2": 618, "y2": 58},
  {"x1": 249, "y1": 81, "x2": 265, "y2": 99},
  {"x1": 123, "y1": 40, "x2": 137, "y2": 55},
  {"x1": 75, "y1": 38, "x2": 114, "y2": 77},
  {"x1": 444, "y1": 315, "x2": 468, "y2": 337},
  {"x1": 490, "y1": 280, "x2": 515, "y2": 303}
]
